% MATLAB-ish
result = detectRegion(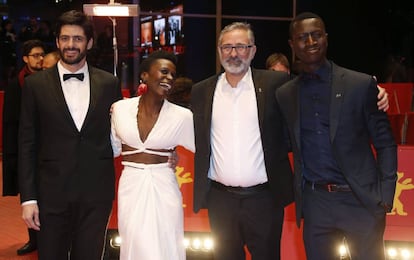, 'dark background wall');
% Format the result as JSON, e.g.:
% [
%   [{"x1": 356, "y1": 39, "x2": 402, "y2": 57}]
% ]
[
  {"x1": 184, "y1": 0, "x2": 414, "y2": 82},
  {"x1": 2, "y1": 0, "x2": 413, "y2": 83}
]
